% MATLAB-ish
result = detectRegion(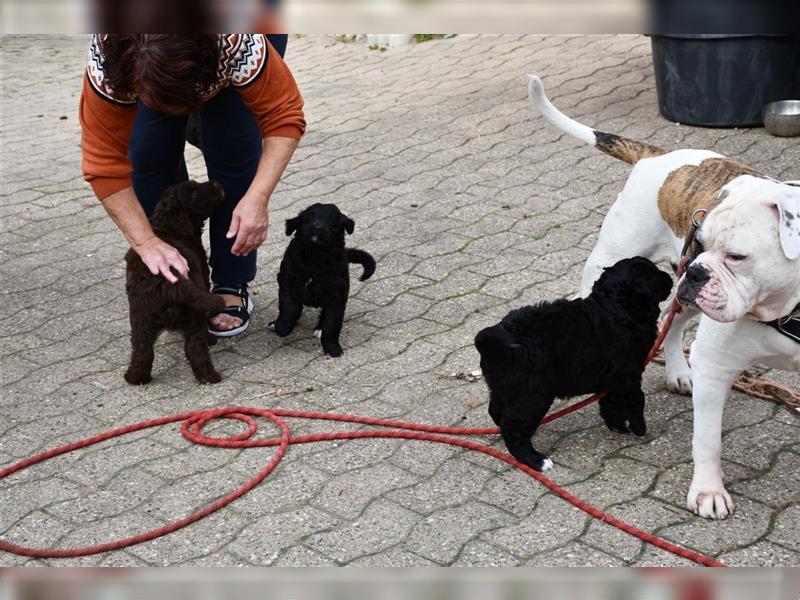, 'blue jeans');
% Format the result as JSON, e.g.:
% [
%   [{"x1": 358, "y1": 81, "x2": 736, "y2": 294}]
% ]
[{"x1": 129, "y1": 34, "x2": 288, "y2": 287}]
